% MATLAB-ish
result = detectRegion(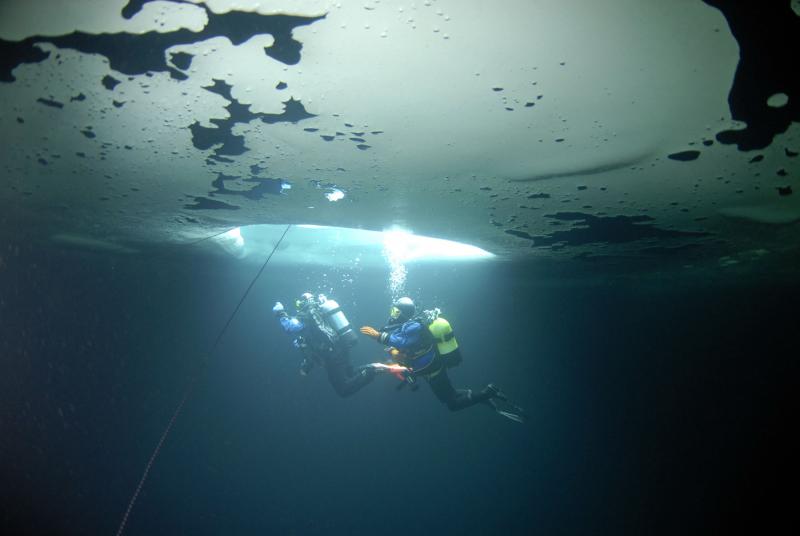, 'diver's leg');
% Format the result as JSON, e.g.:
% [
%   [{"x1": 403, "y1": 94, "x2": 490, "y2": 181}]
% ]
[
  {"x1": 324, "y1": 351, "x2": 374, "y2": 398},
  {"x1": 427, "y1": 368, "x2": 489, "y2": 411}
]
